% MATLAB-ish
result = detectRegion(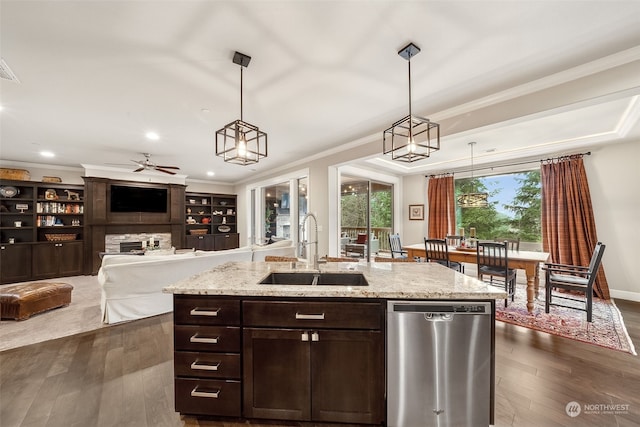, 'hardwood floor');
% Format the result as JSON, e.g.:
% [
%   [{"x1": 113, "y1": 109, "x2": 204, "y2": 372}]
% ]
[{"x1": 1, "y1": 301, "x2": 638, "y2": 426}]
